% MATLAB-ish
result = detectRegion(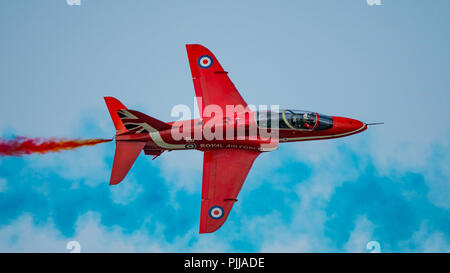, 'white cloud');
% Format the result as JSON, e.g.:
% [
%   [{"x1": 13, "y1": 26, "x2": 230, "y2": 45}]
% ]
[
  {"x1": 343, "y1": 216, "x2": 376, "y2": 253},
  {"x1": 23, "y1": 143, "x2": 111, "y2": 187},
  {"x1": 0, "y1": 214, "x2": 66, "y2": 253},
  {"x1": 157, "y1": 150, "x2": 202, "y2": 195},
  {"x1": 109, "y1": 175, "x2": 143, "y2": 205},
  {"x1": 399, "y1": 222, "x2": 450, "y2": 253},
  {"x1": 0, "y1": 212, "x2": 232, "y2": 253},
  {"x1": 256, "y1": 212, "x2": 333, "y2": 252}
]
